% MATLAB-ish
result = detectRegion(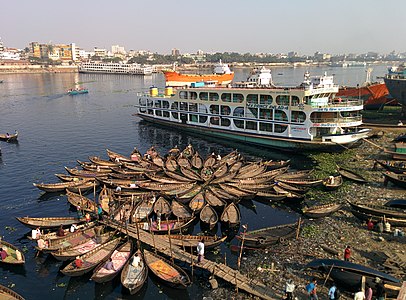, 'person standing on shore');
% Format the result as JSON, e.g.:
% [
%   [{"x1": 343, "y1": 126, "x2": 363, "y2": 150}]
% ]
[
  {"x1": 306, "y1": 278, "x2": 318, "y2": 300},
  {"x1": 344, "y1": 245, "x2": 351, "y2": 261},
  {"x1": 328, "y1": 282, "x2": 338, "y2": 300},
  {"x1": 284, "y1": 279, "x2": 295, "y2": 300},
  {"x1": 197, "y1": 239, "x2": 205, "y2": 264}
]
